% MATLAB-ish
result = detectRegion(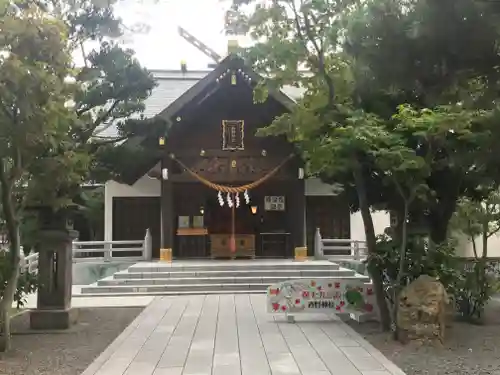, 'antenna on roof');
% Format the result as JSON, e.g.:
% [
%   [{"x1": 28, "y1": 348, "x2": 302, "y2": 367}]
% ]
[{"x1": 178, "y1": 26, "x2": 222, "y2": 69}]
